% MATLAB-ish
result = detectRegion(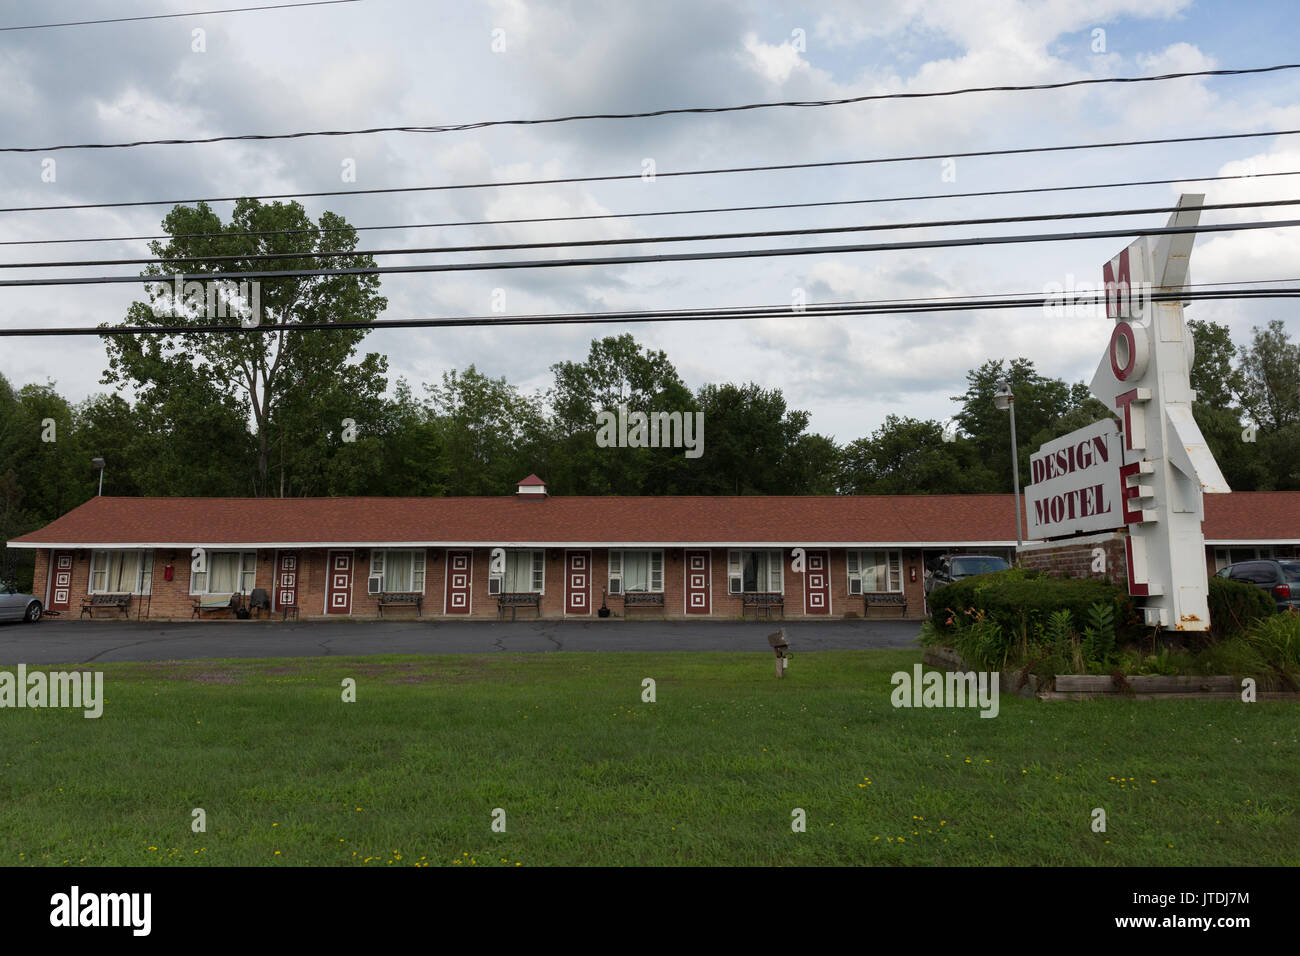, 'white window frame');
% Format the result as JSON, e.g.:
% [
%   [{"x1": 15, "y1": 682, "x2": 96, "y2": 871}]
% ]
[
  {"x1": 609, "y1": 549, "x2": 664, "y2": 594},
  {"x1": 189, "y1": 550, "x2": 257, "y2": 595},
  {"x1": 89, "y1": 549, "x2": 154, "y2": 595},
  {"x1": 368, "y1": 549, "x2": 427, "y2": 594},
  {"x1": 847, "y1": 549, "x2": 902, "y2": 594},
  {"x1": 727, "y1": 549, "x2": 783, "y2": 594},
  {"x1": 490, "y1": 549, "x2": 545, "y2": 594}
]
